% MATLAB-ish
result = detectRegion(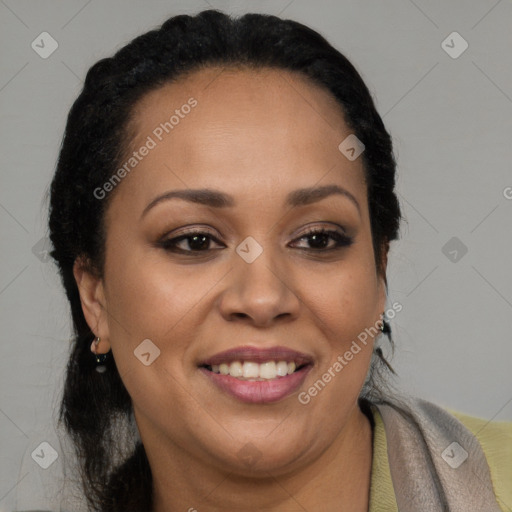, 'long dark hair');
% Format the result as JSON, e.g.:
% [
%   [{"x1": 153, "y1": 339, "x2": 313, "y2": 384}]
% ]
[{"x1": 48, "y1": 9, "x2": 401, "y2": 511}]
